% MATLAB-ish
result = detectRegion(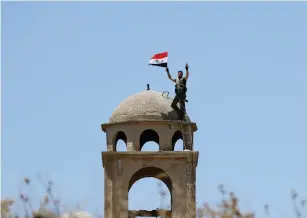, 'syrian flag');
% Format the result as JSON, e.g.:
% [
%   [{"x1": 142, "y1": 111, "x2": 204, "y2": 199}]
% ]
[{"x1": 149, "y1": 52, "x2": 168, "y2": 68}]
